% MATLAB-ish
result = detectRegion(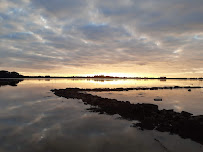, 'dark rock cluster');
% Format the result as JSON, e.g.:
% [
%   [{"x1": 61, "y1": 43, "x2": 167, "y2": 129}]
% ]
[
  {"x1": 52, "y1": 88, "x2": 203, "y2": 145},
  {"x1": 62, "y1": 86, "x2": 202, "y2": 92}
]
